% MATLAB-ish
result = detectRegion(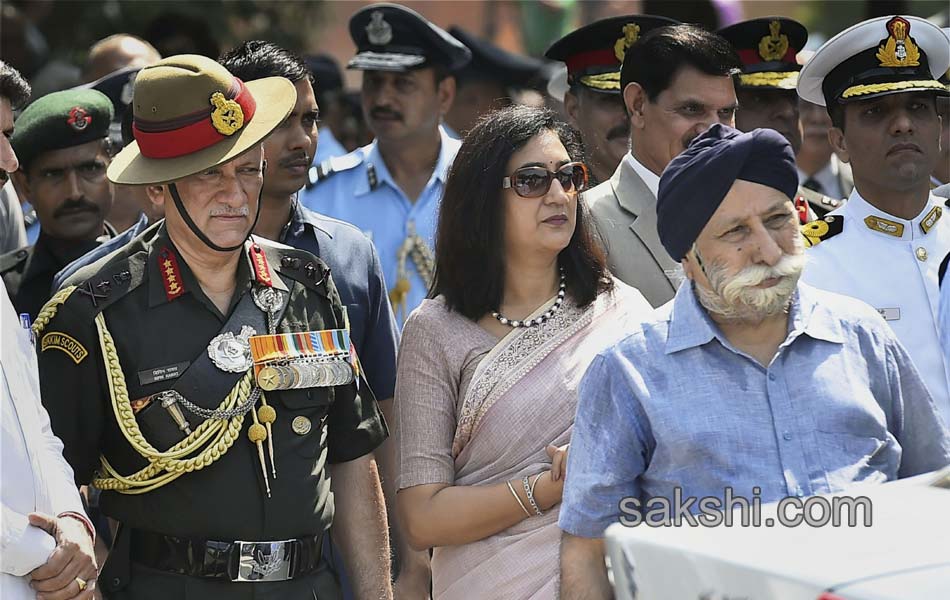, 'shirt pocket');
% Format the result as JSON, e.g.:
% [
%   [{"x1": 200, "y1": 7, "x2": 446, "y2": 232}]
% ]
[
  {"x1": 813, "y1": 430, "x2": 897, "y2": 490},
  {"x1": 273, "y1": 388, "x2": 332, "y2": 458}
]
